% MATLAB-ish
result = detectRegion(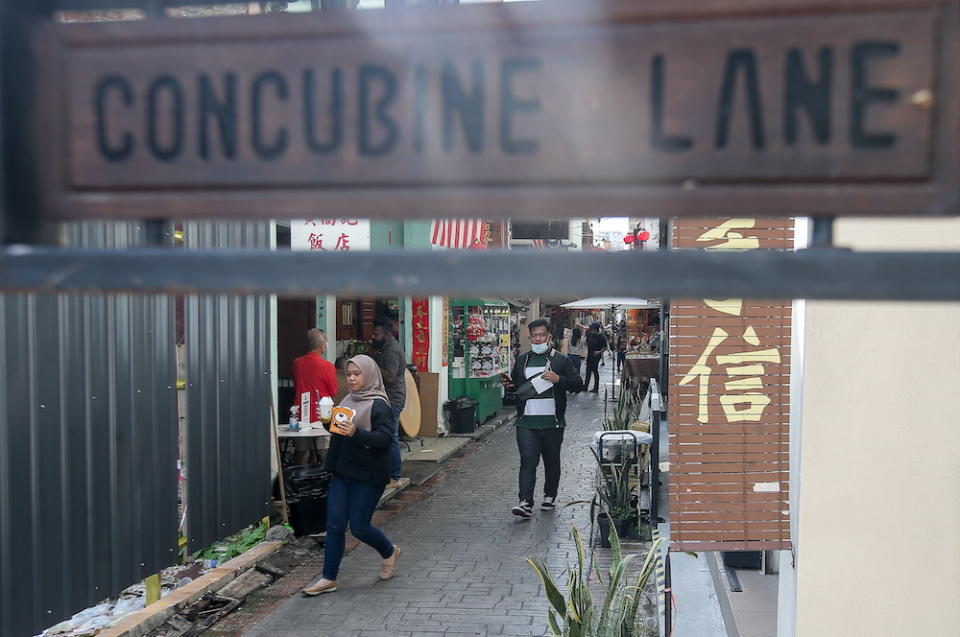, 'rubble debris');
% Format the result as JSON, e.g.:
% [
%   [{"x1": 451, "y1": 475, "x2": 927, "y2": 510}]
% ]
[
  {"x1": 264, "y1": 524, "x2": 293, "y2": 542},
  {"x1": 145, "y1": 536, "x2": 315, "y2": 637},
  {"x1": 217, "y1": 570, "x2": 273, "y2": 600},
  {"x1": 34, "y1": 563, "x2": 203, "y2": 637}
]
